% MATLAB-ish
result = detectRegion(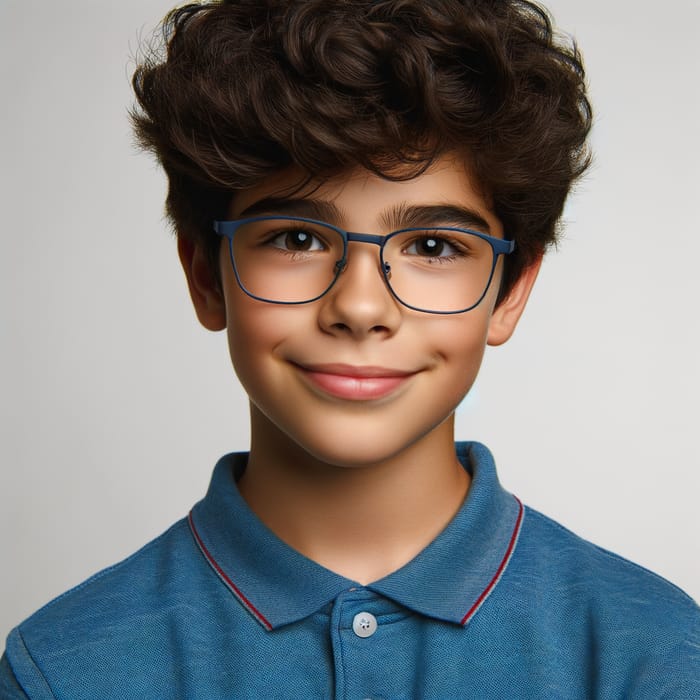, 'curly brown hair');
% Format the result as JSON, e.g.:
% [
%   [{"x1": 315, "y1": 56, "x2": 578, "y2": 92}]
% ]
[{"x1": 132, "y1": 0, "x2": 592, "y2": 298}]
